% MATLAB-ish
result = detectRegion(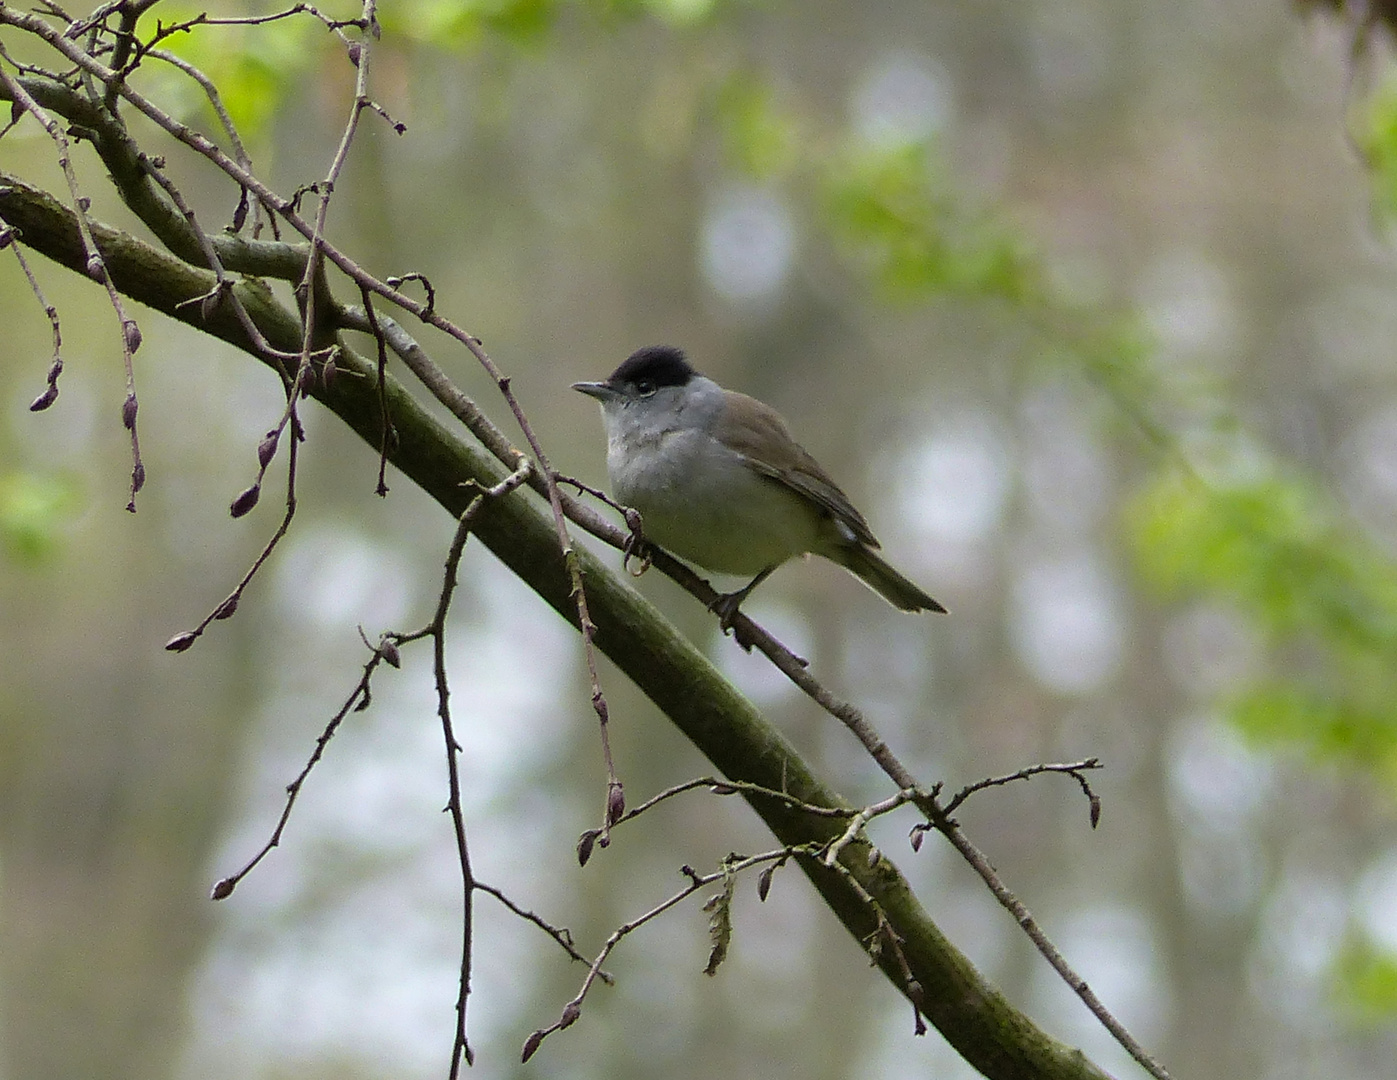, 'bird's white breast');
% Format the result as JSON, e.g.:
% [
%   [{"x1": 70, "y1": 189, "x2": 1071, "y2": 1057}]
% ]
[{"x1": 600, "y1": 379, "x2": 820, "y2": 576}]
